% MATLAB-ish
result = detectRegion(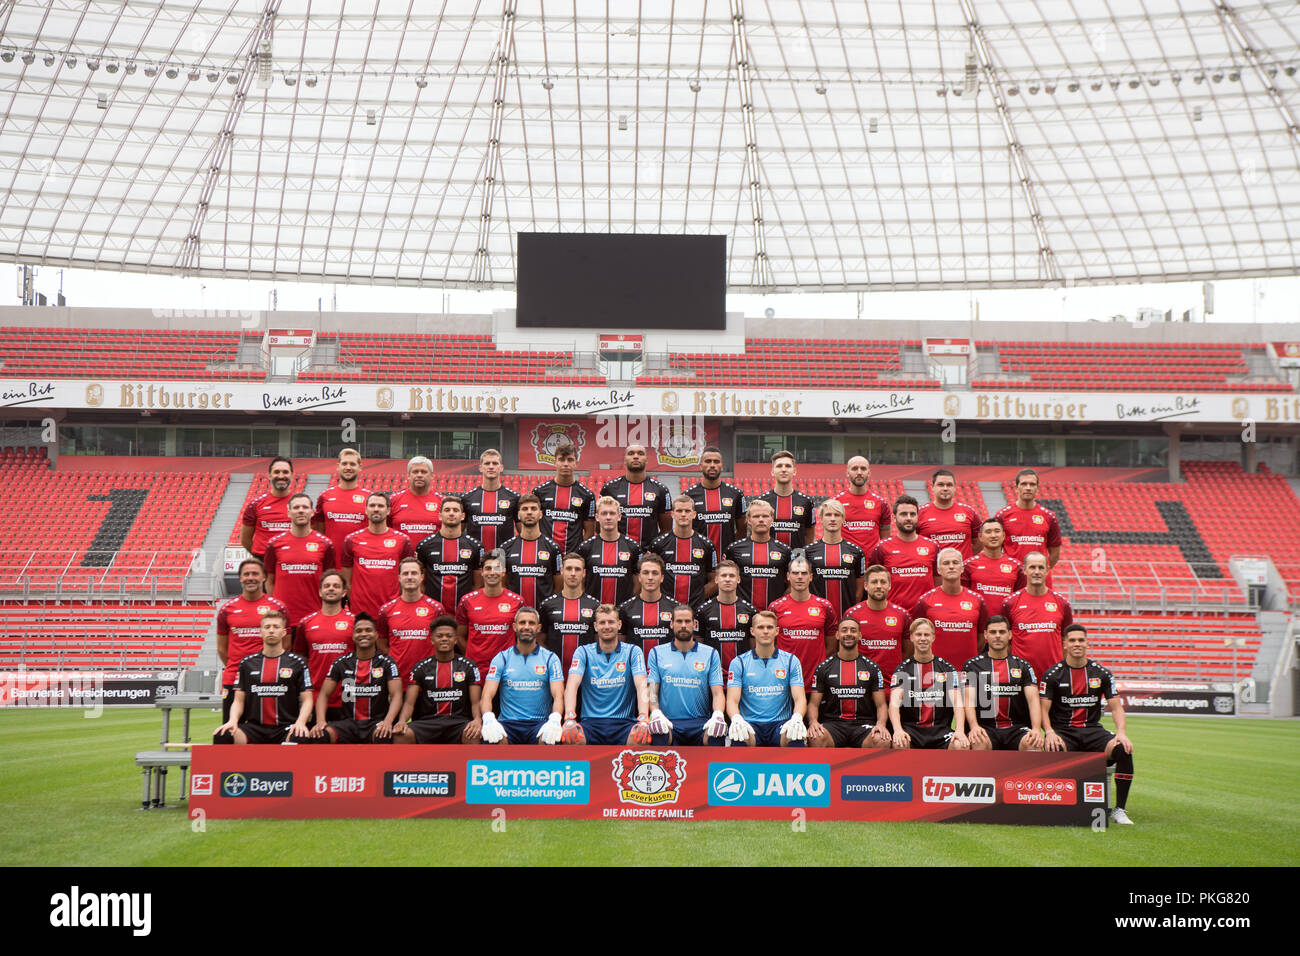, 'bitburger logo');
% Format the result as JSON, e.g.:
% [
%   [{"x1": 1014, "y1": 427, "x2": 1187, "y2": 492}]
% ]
[{"x1": 376, "y1": 387, "x2": 395, "y2": 410}]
